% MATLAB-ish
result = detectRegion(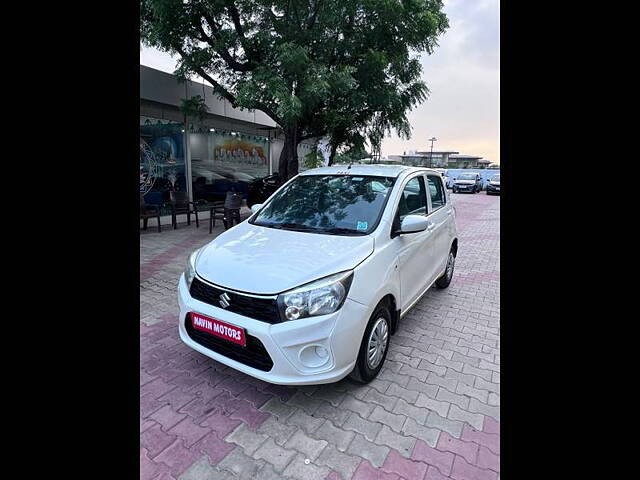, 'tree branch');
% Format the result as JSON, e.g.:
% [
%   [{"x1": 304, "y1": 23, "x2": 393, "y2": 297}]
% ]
[
  {"x1": 175, "y1": 44, "x2": 283, "y2": 125},
  {"x1": 174, "y1": 45, "x2": 237, "y2": 106},
  {"x1": 300, "y1": 131, "x2": 324, "y2": 141},
  {"x1": 225, "y1": 2, "x2": 250, "y2": 50},
  {"x1": 195, "y1": 21, "x2": 253, "y2": 72},
  {"x1": 306, "y1": 0, "x2": 322, "y2": 30}
]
